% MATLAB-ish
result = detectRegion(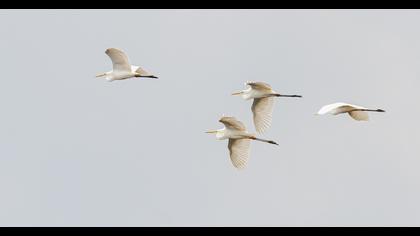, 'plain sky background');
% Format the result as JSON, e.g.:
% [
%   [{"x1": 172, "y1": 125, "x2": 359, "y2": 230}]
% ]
[{"x1": 1, "y1": 9, "x2": 420, "y2": 226}]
